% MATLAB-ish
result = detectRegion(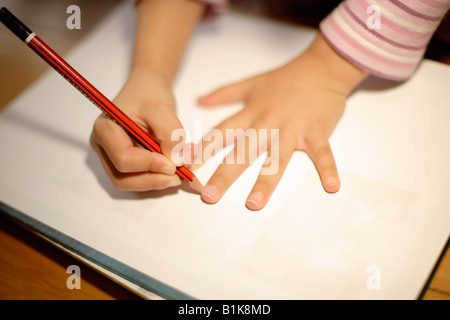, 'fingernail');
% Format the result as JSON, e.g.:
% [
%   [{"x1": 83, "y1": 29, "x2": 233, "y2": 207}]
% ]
[
  {"x1": 202, "y1": 185, "x2": 218, "y2": 202},
  {"x1": 246, "y1": 192, "x2": 264, "y2": 211},
  {"x1": 325, "y1": 177, "x2": 339, "y2": 193},
  {"x1": 161, "y1": 165, "x2": 176, "y2": 175},
  {"x1": 166, "y1": 178, "x2": 181, "y2": 188}
]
